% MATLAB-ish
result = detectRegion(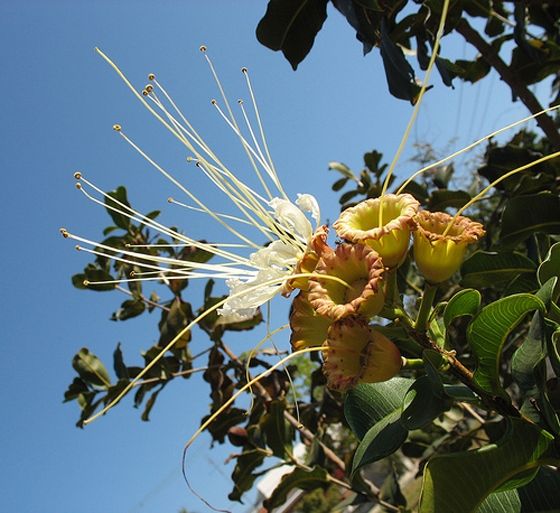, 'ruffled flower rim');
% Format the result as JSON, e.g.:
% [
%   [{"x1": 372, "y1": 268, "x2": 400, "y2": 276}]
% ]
[
  {"x1": 308, "y1": 243, "x2": 385, "y2": 320},
  {"x1": 333, "y1": 193, "x2": 419, "y2": 242},
  {"x1": 281, "y1": 225, "x2": 333, "y2": 296},
  {"x1": 415, "y1": 210, "x2": 485, "y2": 244}
]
